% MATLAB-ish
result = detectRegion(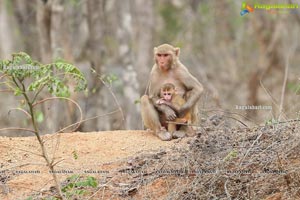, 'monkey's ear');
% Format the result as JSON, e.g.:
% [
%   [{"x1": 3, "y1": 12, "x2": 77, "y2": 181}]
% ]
[{"x1": 174, "y1": 47, "x2": 180, "y2": 57}]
